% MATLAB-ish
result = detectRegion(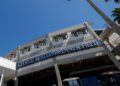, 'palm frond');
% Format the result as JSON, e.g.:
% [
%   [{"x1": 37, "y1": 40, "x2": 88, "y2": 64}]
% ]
[{"x1": 111, "y1": 7, "x2": 120, "y2": 24}]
